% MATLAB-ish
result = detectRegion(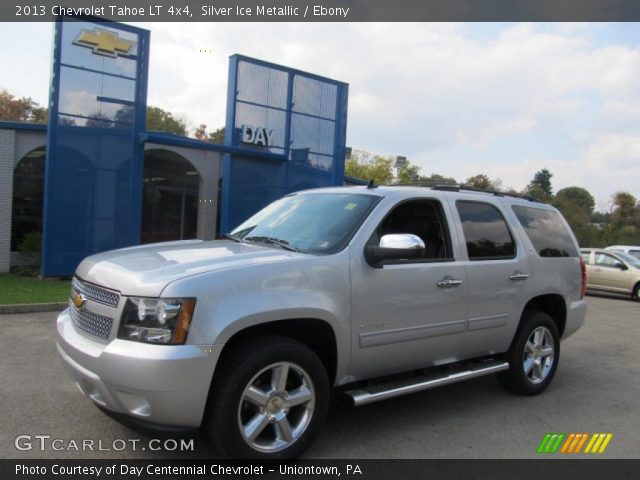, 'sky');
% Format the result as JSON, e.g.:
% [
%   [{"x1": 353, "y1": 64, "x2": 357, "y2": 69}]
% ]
[{"x1": 1, "y1": 21, "x2": 639, "y2": 209}]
